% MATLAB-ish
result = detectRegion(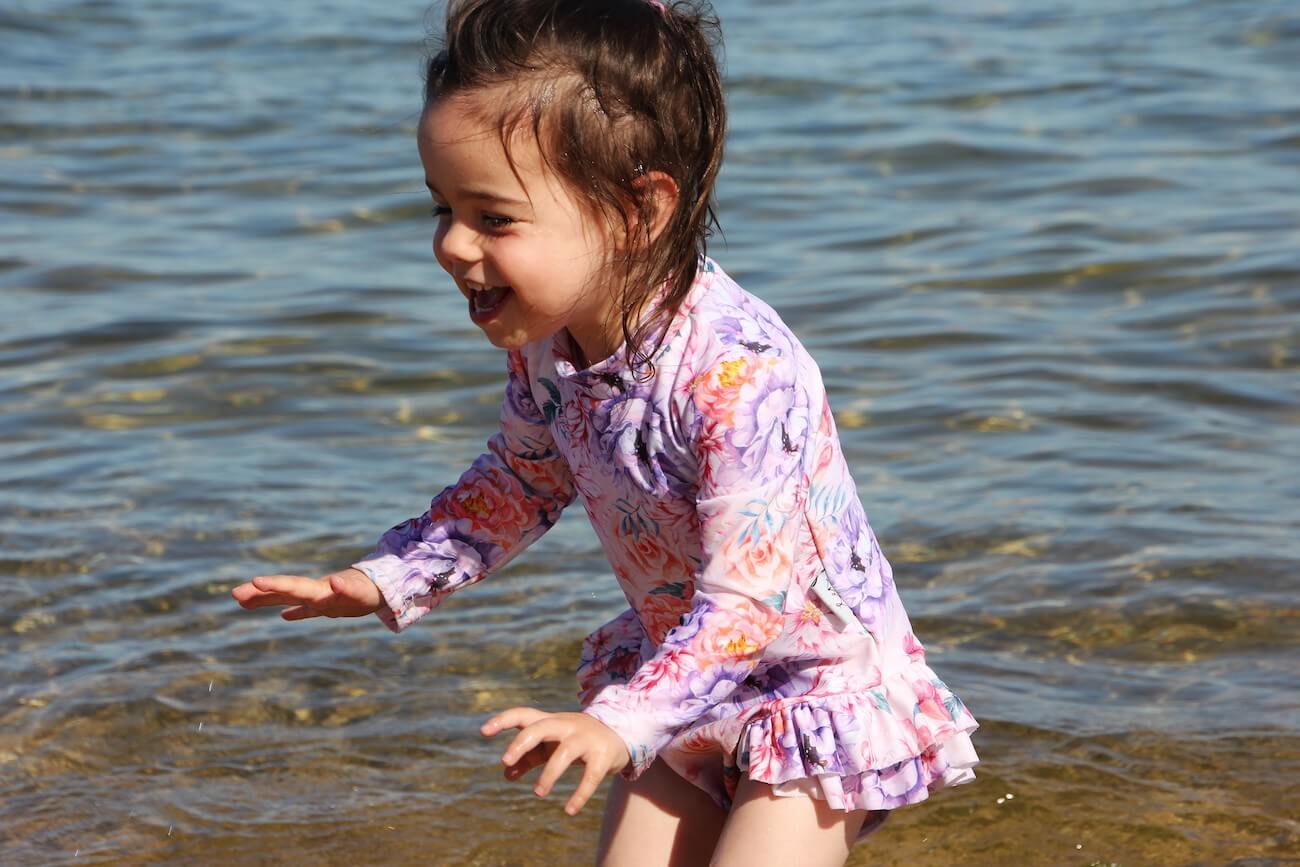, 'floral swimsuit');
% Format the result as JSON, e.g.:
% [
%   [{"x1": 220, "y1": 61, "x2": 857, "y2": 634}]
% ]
[{"x1": 353, "y1": 257, "x2": 980, "y2": 839}]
